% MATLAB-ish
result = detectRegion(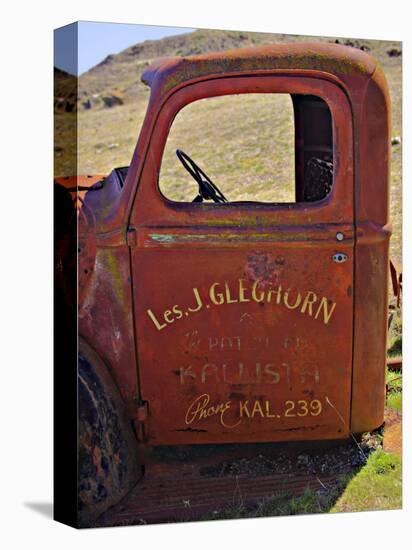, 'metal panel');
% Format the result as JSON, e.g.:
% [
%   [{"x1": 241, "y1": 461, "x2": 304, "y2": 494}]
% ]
[
  {"x1": 131, "y1": 73, "x2": 355, "y2": 444},
  {"x1": 134, "y1": 233, "x2": 354, "y2": 444},
  {"x1": 74, "y1": 43, "x2": 390, "y2": 446}
]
